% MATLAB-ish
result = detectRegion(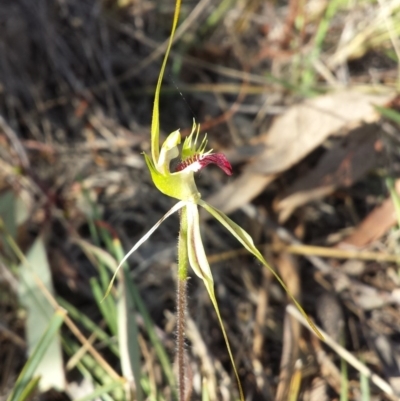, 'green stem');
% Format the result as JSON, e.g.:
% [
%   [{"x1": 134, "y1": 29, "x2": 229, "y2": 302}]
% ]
[
  {"x1": 177, "y1": 207, "x2": 189, "y2": 401},
  {"x1": 178, "y1": 207, "x2": 189, "y2": 281}
]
